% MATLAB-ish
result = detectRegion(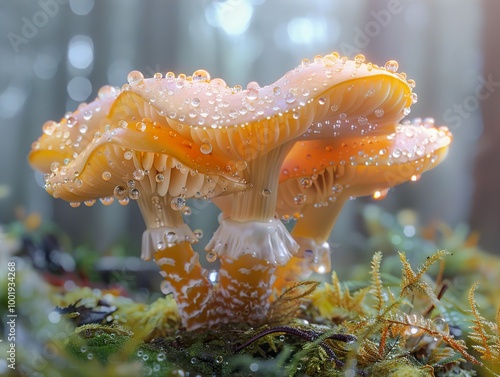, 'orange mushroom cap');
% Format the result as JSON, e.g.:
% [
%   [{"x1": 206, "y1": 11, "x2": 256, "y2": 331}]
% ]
[
  {"x1": 28, "y1": 85, "x2": 246, "y2": 261},
  {"x1": 125, "y1": 54, "x2": 413, "y2": 164},
  {"x1": 274, "y1": 117, "x2": 451, "y2": 282}
]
